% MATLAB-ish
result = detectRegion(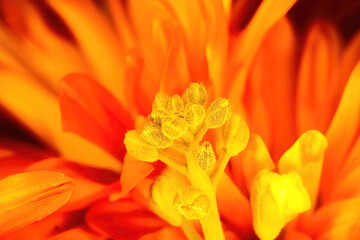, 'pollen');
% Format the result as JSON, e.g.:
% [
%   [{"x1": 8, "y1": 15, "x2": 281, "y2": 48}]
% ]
[
  {"x1": 206, "y1": 98, "x2": 232, "y2": 129},
  {"x1": 173, "y1": 187, "x2": 211, "y2": 220},
  {"x1": 124, "y1": 130, "x2": 159, "y2": 162},
  {"x1": 196, "y1": 141, "x2": 216, "y2": 171},
  {"x1": 141, "y1": 123, "x2": 172, "y2": 148},
  {"x1": 183, "y1": 83, "x2": 207, "y2": 106},
  {"x1": 161, "y1": 116, "x2": 188, "y2": 139}
]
